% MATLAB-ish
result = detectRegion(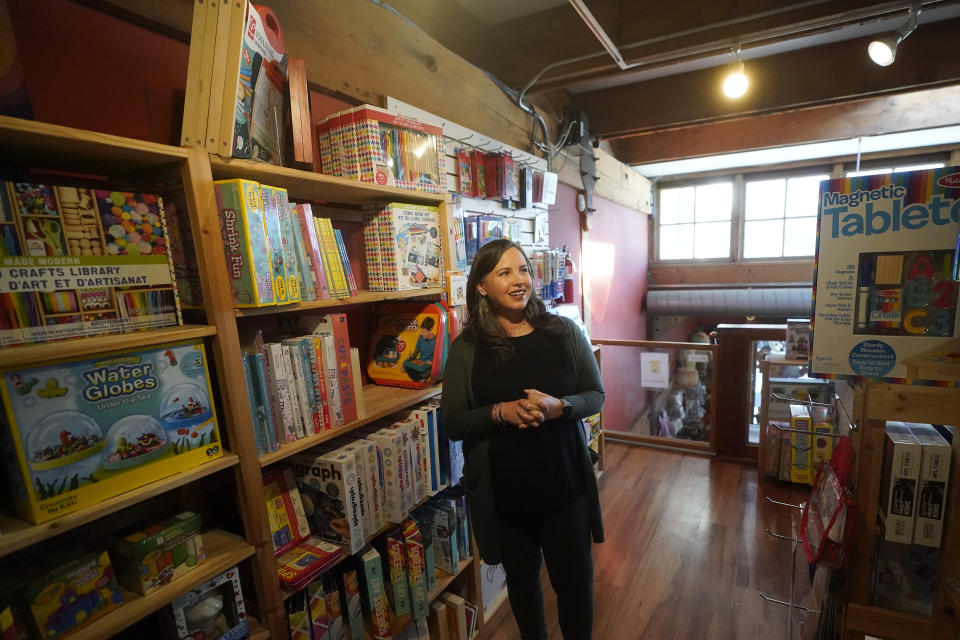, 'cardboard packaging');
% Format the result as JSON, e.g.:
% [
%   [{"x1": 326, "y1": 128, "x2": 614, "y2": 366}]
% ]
[
  {"x1": 905, "y1": 422, "x2": 952, "y2": 547},
  {"x1": 168, "y1": 566, "x2": 249, "y2": 640},
  {"x1": 0, "y1": 340, "x2": 222, "y2": 523},
  {"x1": 111, "y1": 511, "x2": 206, "y2": 596},
  {"x1": 878, "y1": 422, "x2": 922, "y2": 543}
]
